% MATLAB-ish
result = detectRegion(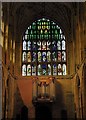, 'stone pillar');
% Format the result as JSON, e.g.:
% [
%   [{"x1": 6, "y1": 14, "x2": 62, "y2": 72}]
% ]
[
  {"x1": 32, "y1": 78, "x2": 37, "y2": 99},
  {"x1": 49, "y1": 77, "x2": 55, "y2": 99},
  {"x1": 0, "y1": 2, "x2": 2, "y2": 120}
]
